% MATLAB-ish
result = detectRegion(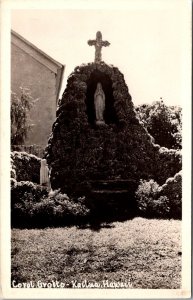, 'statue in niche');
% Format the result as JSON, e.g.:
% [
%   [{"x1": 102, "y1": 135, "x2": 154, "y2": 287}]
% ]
[{"x1": 94, "y1": 82, "x2": 105, "y2": 125}]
